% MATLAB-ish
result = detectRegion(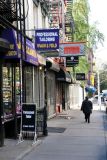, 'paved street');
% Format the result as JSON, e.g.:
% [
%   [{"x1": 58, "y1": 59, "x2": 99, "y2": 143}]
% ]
[
  {"x1": 22, "y1": 108, "x2": 107, "y2": 160},
  {"x1": 0, "y1": 105, "x2": 107, "y2": 160}
]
